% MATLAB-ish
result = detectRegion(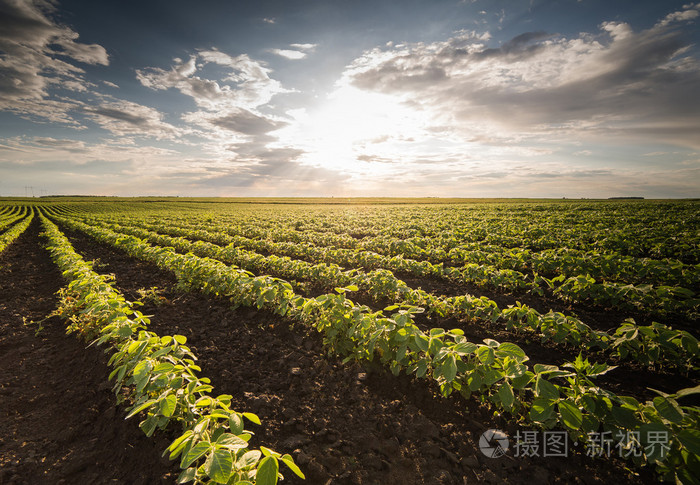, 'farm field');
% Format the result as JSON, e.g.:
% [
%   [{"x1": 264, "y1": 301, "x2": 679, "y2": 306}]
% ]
[{"x1": 0, "y1": 198, "x2": 698, "y2": 484}]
